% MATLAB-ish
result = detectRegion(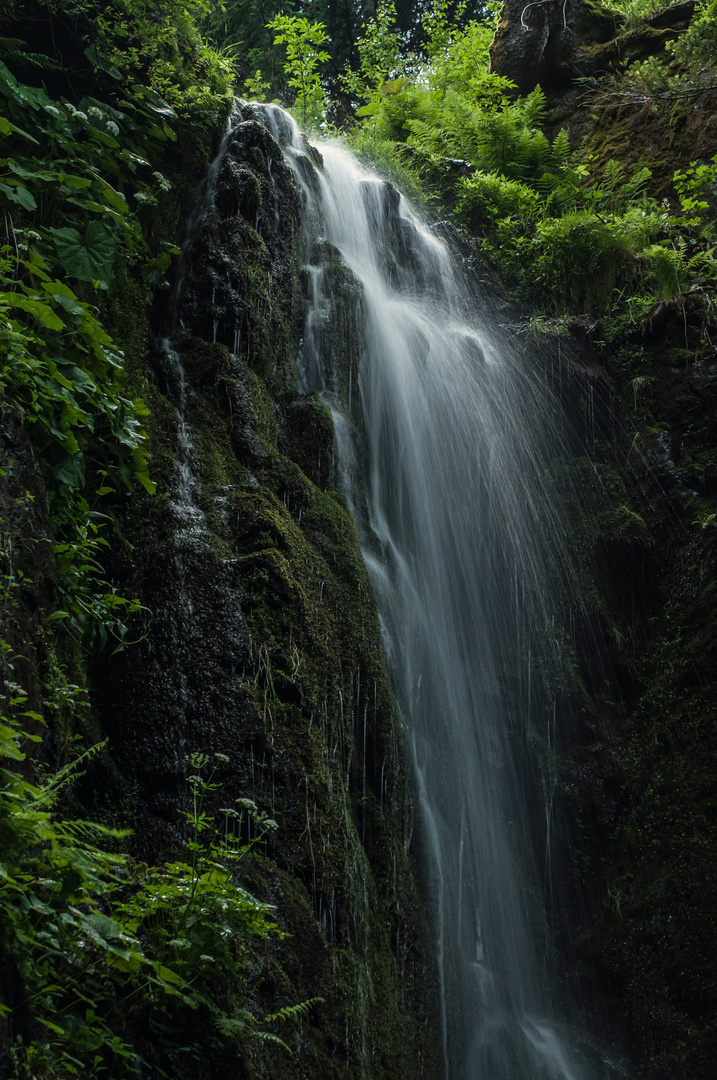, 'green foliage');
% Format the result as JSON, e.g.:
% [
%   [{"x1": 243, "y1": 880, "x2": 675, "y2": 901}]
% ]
[
  {"x1": 267, "y1": 13, "x2": 330, "y2": 128},
  {"x1": 89, "y1": 0, "x2": 234, "y2": 120},
  {"x1": 672, "y1": 154, "x2": 717, "y2": 228},
  {"x1": 0, "y1": 487, "x2": 312, "y2": 1077},
  {"x1": 0, "y1": 53, "x2": 169, "y2": 649},
  {"x1": 342, "y1": 0, "x2": 404, "y2": 109},
  {"x1": 243, "y1": 67, "x2": 273, "y2": 102},
  {"x1": 422, "y1": 4, "x2": 508, "y2": 105},
  {"x1": 459, "y1": 170, "x2": 541, "y2": 222},
  {"x1": 0, "y1": 668, "x2": 292, "y2": 1078},
  {"x1": 529, "y1": 208, "x2": 657, "y2": 313},
  {"x1": 422, "y1": 0, "x2": 468, "y2": 60},
  {"x1": 344, "y1": 128, "x2": 428, "y2": 207},
  {"x1": 340, "y1": 1, "x2": 715, "y2": 338},
  {"x1": 1, "y1": 3, "x2": 323, "y2": 1077},
  {"x1": 345, "y1": 2, "x2": 511, "y2": 145},
  {"x1": 605, "y1": 0, "x2": 665, "y2": 27},
  {"x1": 666, "y1": 0, "x2": 717, "y2": 69}
]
